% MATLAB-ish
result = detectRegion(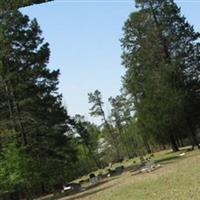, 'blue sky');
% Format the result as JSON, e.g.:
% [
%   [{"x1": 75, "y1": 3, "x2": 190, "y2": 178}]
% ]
[{"x1": 21, "y1": 0, "x2": 200, "y2": 123}]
